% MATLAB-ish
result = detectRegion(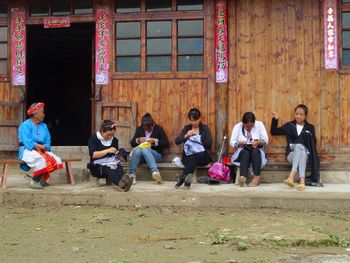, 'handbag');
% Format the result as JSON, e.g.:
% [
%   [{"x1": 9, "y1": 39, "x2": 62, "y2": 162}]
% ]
[
  {"x1": 208, "y1": 136, "x2": 231, "y2": 182},
  {"x1": 184, "y1": 135, "x2": 205, "y2": 156}
]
